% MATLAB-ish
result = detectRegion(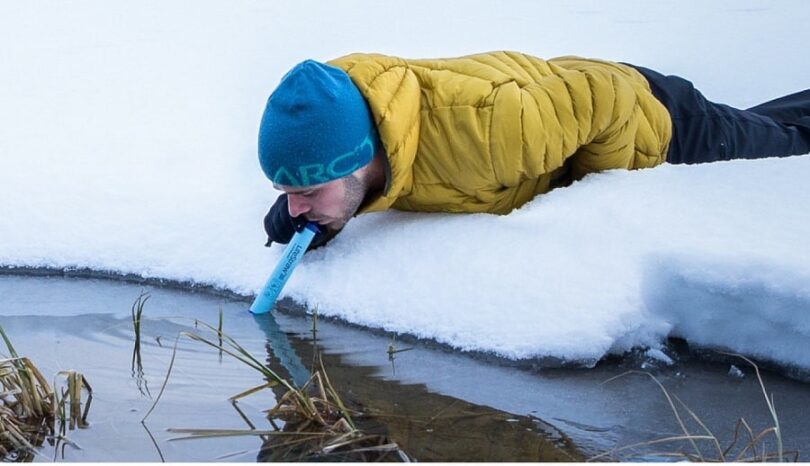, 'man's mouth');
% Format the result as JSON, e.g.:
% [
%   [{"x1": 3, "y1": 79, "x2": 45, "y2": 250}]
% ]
[{"x1": 307, "y1": 215, "x2": 330, "y2": 225}]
